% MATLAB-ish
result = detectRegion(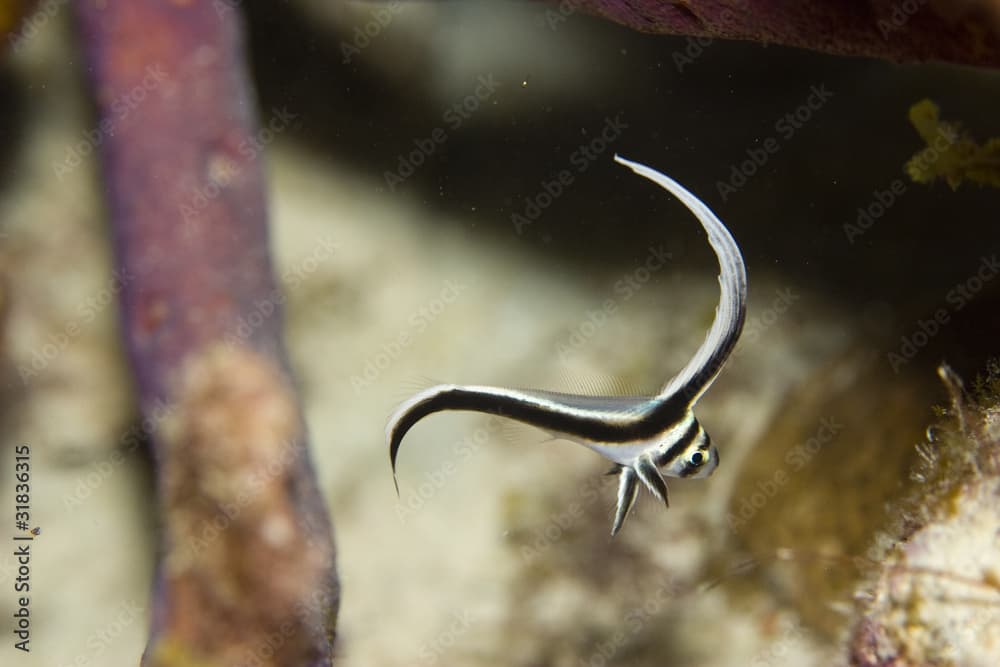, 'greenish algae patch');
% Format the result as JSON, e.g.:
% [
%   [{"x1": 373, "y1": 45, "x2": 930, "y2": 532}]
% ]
[
  {"x1": 725, "y1": 347, "x2": 933, "y2": 639},
  {"x1": 906, "y1": 99, "x2": 1000, "y2": 190}
]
